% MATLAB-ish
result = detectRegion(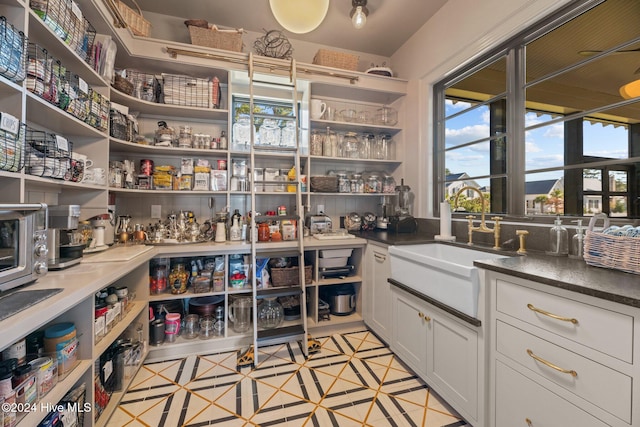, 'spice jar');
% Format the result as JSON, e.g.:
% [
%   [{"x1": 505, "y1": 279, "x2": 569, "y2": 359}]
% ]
[{"x1": 169, "y1": 264, "x2": 188, "y2": 294}]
